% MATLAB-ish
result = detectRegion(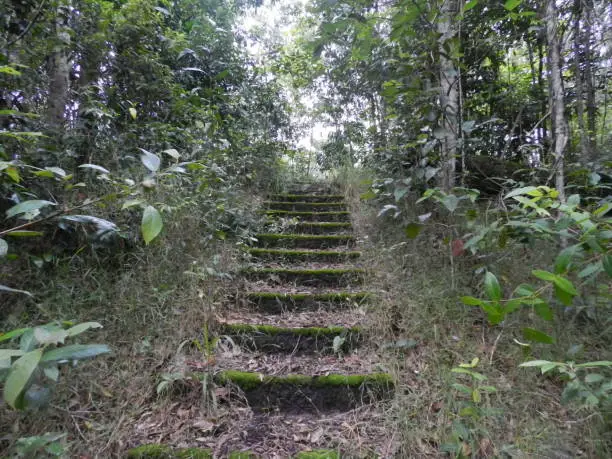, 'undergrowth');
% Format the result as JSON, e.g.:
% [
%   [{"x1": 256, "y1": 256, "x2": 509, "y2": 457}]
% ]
[{"x1": 336, "y1": 166, "x2": 611, "y2": 458}]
